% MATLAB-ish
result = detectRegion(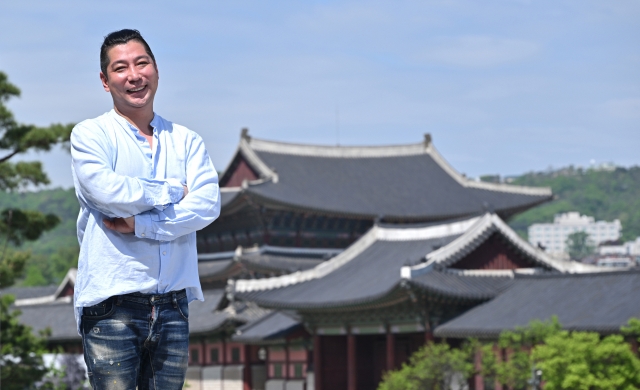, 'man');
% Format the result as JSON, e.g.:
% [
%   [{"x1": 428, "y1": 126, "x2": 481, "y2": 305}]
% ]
[{"x1": 70, "y1": 29, "x2": 220, "y2": 390}]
